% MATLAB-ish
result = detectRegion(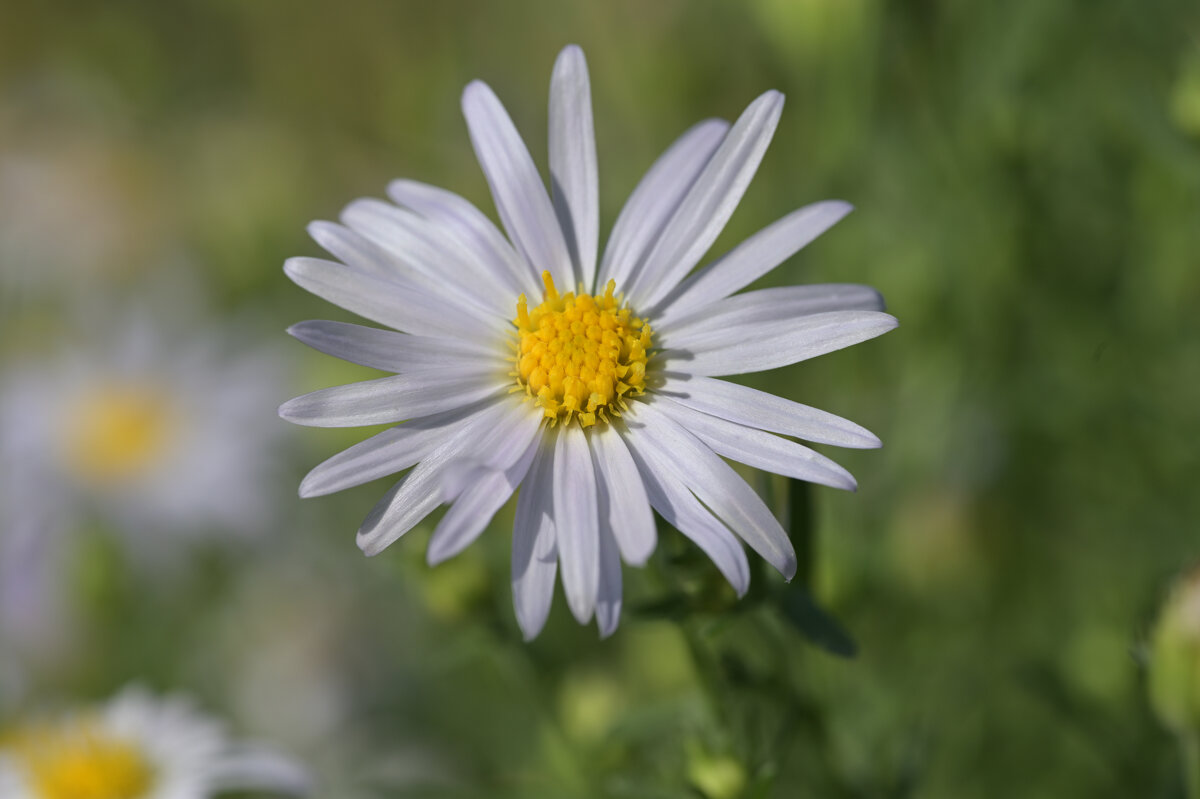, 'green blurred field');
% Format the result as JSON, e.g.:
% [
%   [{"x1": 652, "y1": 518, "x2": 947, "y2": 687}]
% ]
[{"x1": 3, "y1": 1, "x2": 1200, "y2": 797}]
